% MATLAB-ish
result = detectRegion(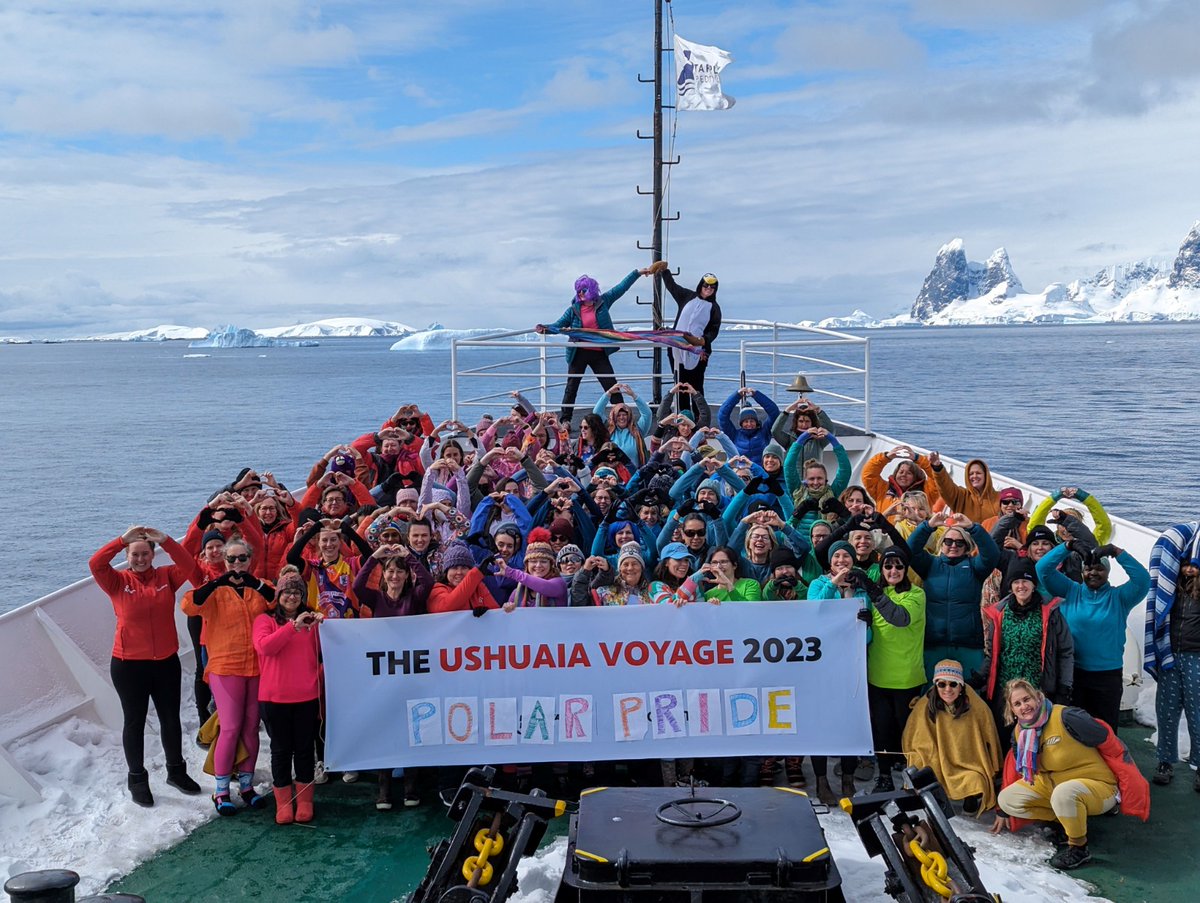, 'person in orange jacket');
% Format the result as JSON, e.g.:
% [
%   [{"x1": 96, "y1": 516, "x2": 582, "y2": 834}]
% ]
[
  {"x1": 89, "y1": 525, "x2": 203, "y2": 807},
  {"x1": 427, "y1": 542, "x2": 500, "y2": 614},
  {"x1": 181, "y1": 538, "x2": 275, "y2": 816},
  {"x1": 927, "y1": 452, "x2": 1001, "y2": 524}
]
